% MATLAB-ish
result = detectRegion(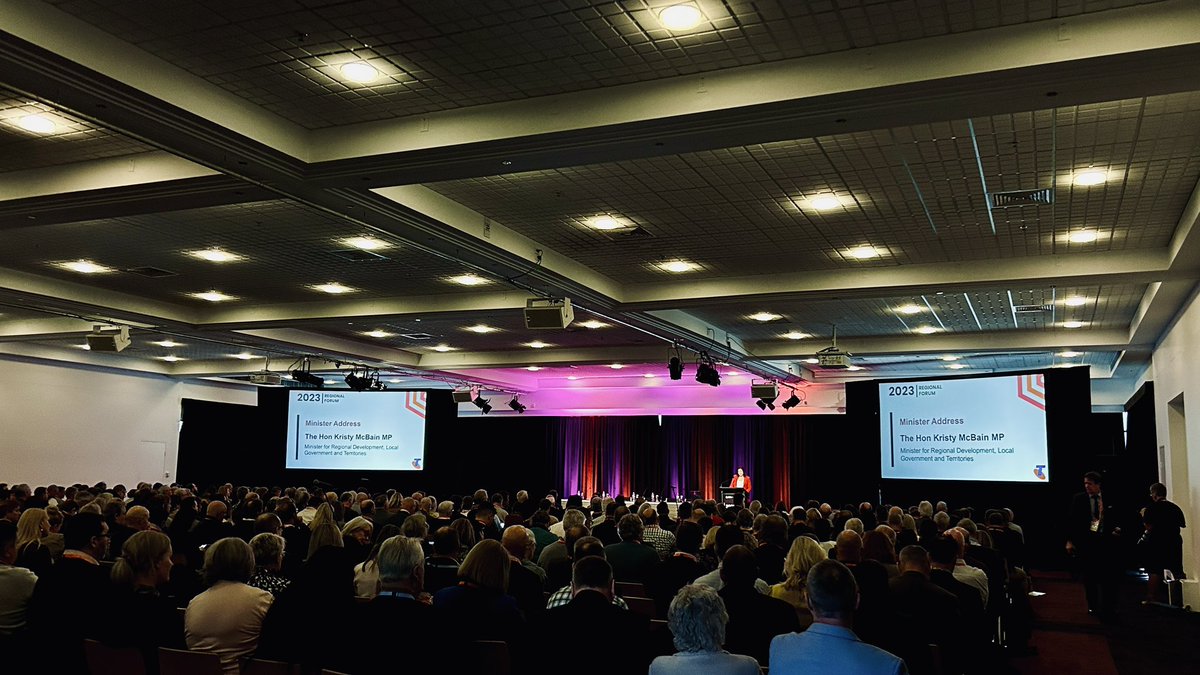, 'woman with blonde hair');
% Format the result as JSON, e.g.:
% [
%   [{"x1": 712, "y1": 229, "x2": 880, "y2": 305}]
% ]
[
  {"x1": 15, "y1": 507, "x2": 52, "y2": 575},
  {"x1": 432, "y1": 539, "x2": 523, "y2": 641},
  {"x1": 769, "y1": 535, "x2": 826, "y2": 625},
  {"x1": 302, "y1": 502, "x2": 343, "y2": 560},
  {"x1": 341, "y1": 515, "x2": 374, "y2": 564},
  {"x1": 185, "y1": 537, "x2": 274, "y2": 675},
  {"x1": 107, "y1": 530, "x2": 185, "y2": 673}
]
